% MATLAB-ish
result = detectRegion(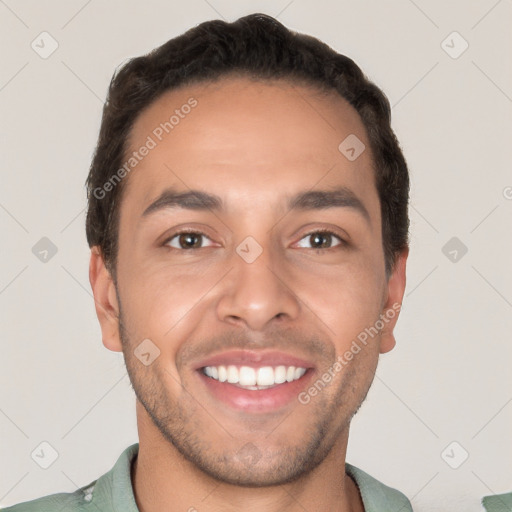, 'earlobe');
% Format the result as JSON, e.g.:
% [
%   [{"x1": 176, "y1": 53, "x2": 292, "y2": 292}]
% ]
[
  {"x1": 379, "y1": 248, "x2": 408, "y2": 354},
  {"x1": 89, "y1": 246, "x2": 123, "y2": 352}
]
